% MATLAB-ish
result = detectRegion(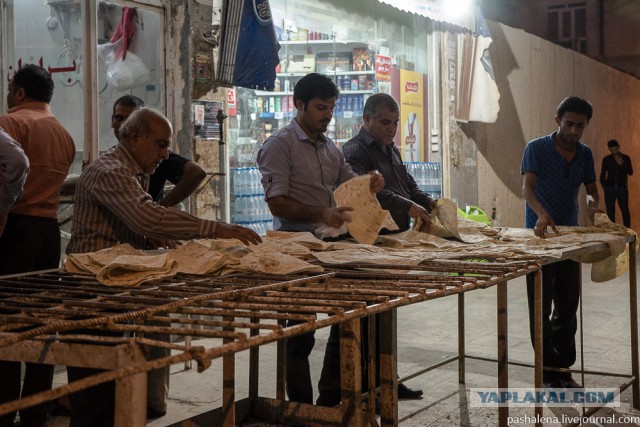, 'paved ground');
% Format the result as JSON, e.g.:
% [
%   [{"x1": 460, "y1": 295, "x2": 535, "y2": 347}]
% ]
[{"x1": 47, "y1": 259, "x2": 640, "y2": 426}]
